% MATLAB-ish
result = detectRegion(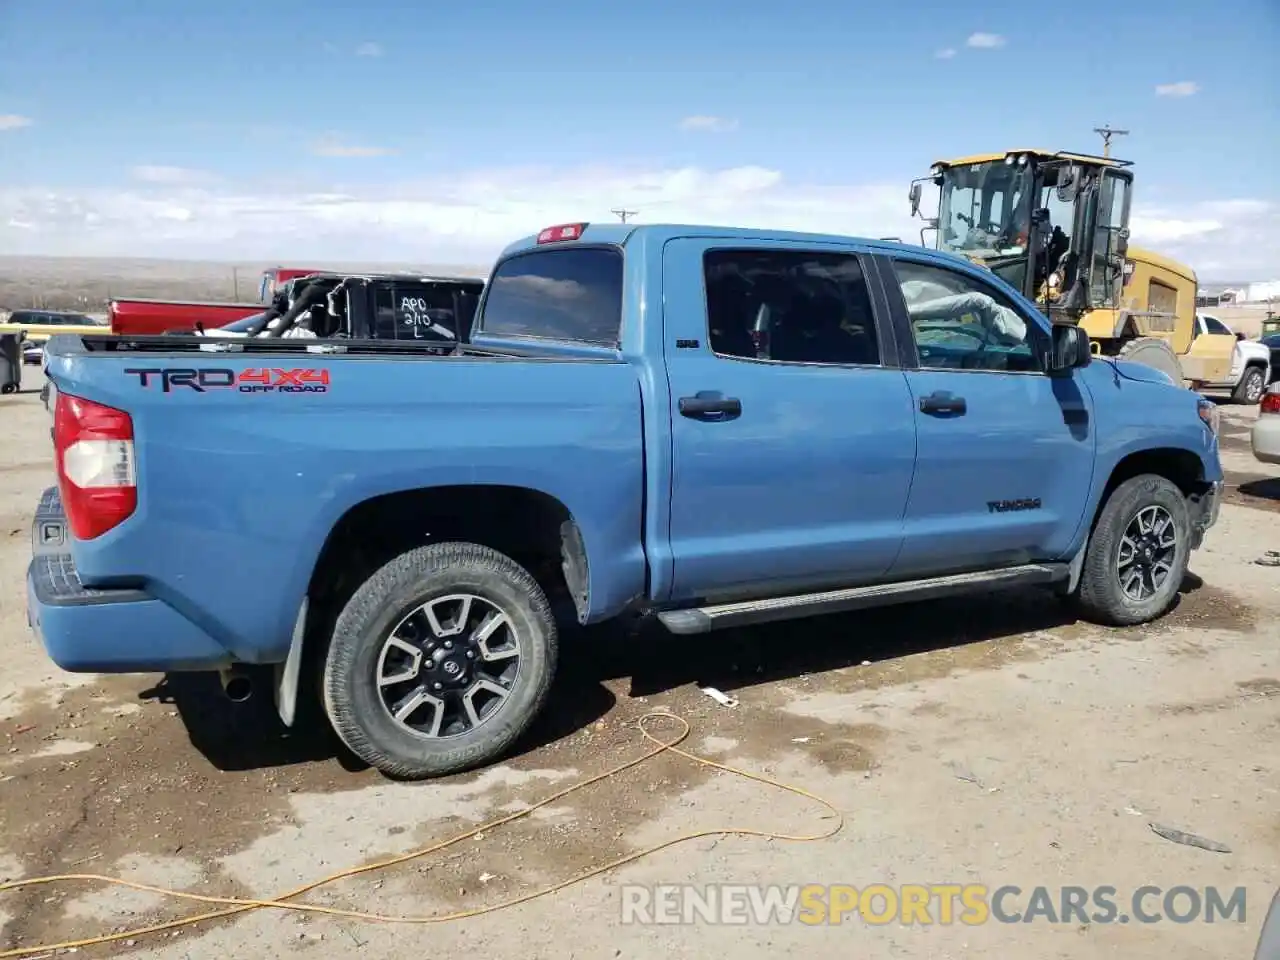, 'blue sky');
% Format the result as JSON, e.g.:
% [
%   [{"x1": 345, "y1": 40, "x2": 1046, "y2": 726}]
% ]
[{"x1": 0, "y1": 0, "x2": 1276, "y2": 276}]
